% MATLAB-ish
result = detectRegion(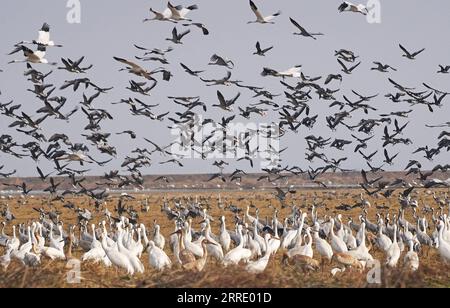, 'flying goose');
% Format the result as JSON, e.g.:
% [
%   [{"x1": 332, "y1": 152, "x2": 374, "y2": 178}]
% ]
[
  {"x1": 253, "y1": 41, "x2": 273, "y2": 56},
  {"x1": 166, "y1": 27, "x2": 191, "y2": 44},
  {"x1": 337, "y1": 59, "x2": 361, "y2": 74},
  {"x1": 399, "y1": 44, "x2": 425, "y2": 60},
  {"x1": 371, "y1": 62, "x2": 397, "y2": 73}
]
